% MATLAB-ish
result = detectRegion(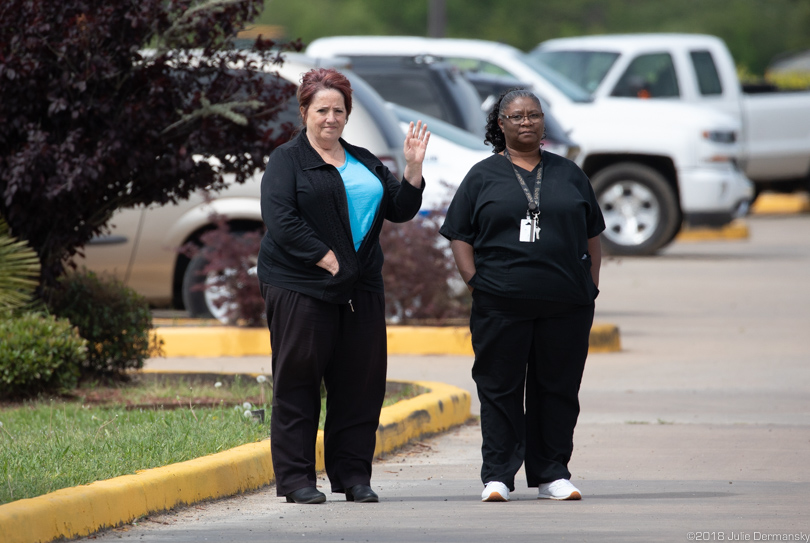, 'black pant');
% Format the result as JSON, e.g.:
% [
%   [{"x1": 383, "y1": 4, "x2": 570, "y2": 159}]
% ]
[
  {"x1": 260, "y1": 283, "x2": 387, "y2": 496},
  {"x1": 470, "y1": 290, "x2": 594, "y2": 491}
]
